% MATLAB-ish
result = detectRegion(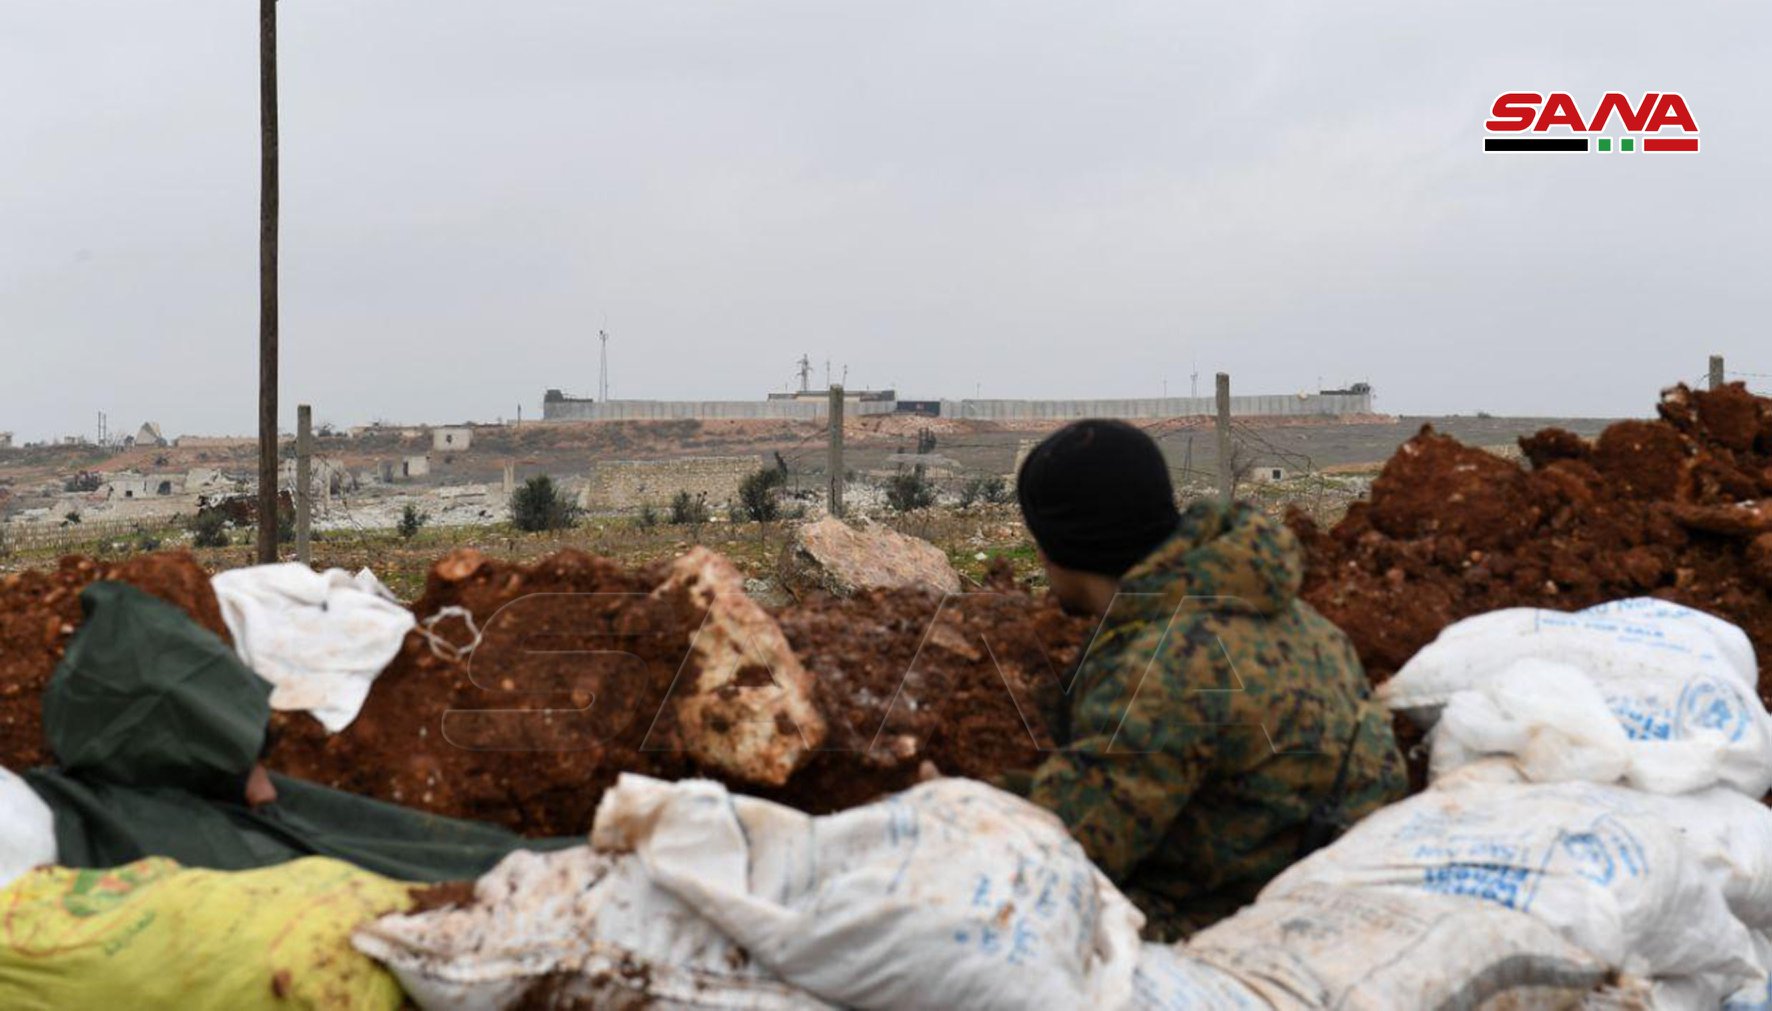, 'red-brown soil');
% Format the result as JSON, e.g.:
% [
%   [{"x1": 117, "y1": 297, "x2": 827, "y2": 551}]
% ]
[
  {"x1": 1293, "y1": 382, "x2": 1772, "y2": 699},
  {"x1": 0, "y1": 551, "x2": 228, "y2": 770}
]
